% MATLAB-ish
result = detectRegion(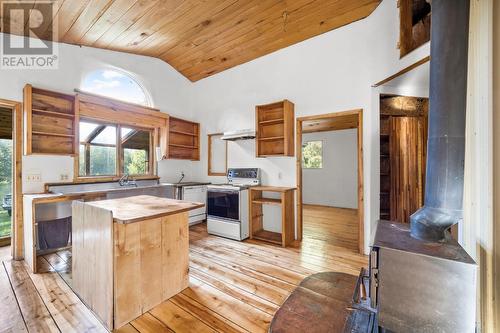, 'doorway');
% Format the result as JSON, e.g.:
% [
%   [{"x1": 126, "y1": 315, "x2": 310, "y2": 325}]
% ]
[
  {"x1": 296, "y1": 109, "x2": 364, "y2": 254},
  {"x1": 379, "y1": 94, "x2": 428, "y2": 223},
  {"x1": 0, "y1": 100, "x2": 22, "y2": 259},
  {"x1": 0, "y1": 107, "x2": 13, "y2": 247}
]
